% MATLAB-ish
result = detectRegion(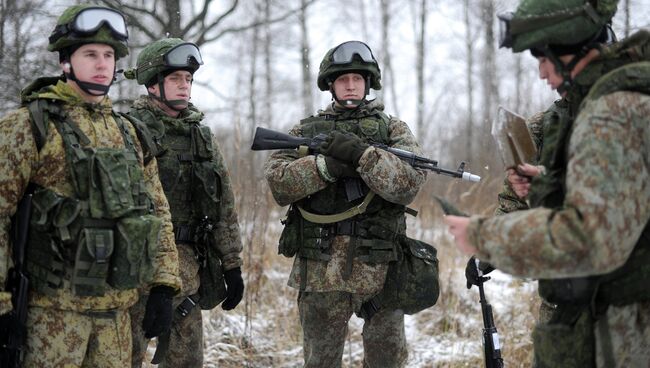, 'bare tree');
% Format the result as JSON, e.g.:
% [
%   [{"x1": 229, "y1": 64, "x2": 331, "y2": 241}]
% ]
[
  {"x1": 0, "y1": 0, "x2": 57, "y2": 114},
  {"x1": 299, "y1": 0, "x2": 314, "y2": 116},
  {"x1": 464, "y1": 0, "x2": 475, "y2": 159},
  {"x1": 379, "y1": 0, "x2": 399, "y2": 116},
  {"x1": 414, "y1": 0, "x2": 427, "y2": 138}
]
